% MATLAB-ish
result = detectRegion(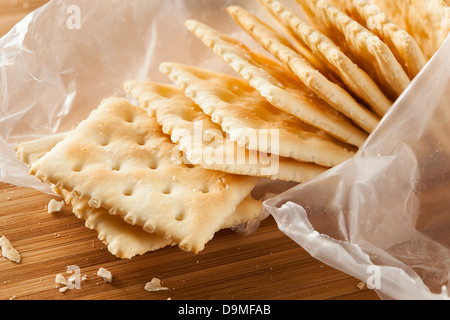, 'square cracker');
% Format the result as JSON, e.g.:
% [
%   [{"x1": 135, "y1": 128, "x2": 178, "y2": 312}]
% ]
[
  {"x1": 258, "y1": 0, "x2": 392, "y2": 118},
  {"x1": 296, "y1": 0, "x2": 411, "y2": 101},
  {"x1": 124, "y1": 80, "x2": 329, "y2": 183},
  {"x1": 184, "y1": 19, "x2": 368, "y2": 148},
  {"x1": 227, "y1": 5, "x2": 380, "y2": 133},
  {"x1": 15, "y1": 130, "x2": 262, "y2": 259},
  {"x1": 327, "y1": 0, "x2": 427, "y2": 79},
  {"x1": 15, "y1": 131, "x2": 262, "y2": 258},
  {"x1": 28, "y1": 97, "x2": 258, "y2": 254},
  {"x1": 15, "y1": 133, "x2": 173, "y2": 259},
  {"x1": 158, "y1": 62, "x2": 357, "y2": 168}
]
